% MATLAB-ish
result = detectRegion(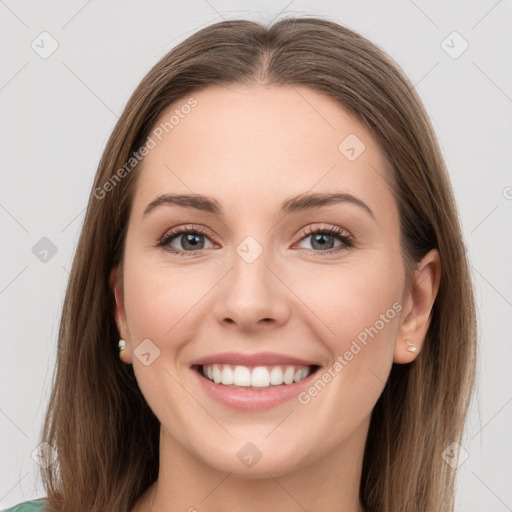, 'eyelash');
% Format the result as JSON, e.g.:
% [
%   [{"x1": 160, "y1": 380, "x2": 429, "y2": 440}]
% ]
[{"x1": 156, "y1": 224, "x2": 355, "y2": 257}]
